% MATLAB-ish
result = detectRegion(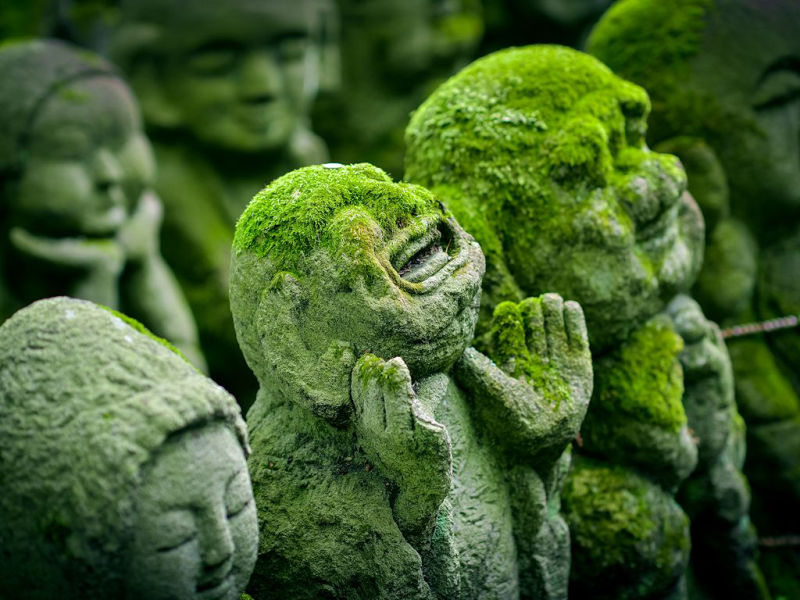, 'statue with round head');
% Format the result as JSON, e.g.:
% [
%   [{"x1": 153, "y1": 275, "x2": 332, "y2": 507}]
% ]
[
  {"x1": 589, "y1": 1, "x2": 799, "y2": 595},
  {"x1": 230, "y1": 163, "x2": 592, "y2": 598},
  {"x1": 0, "y1": 297, "x2": 257, "y2": 599},
  {"x1": 406, "y1": 45, "x2": 746, "y2": 599},
  {"x1": 0, "y1": 38, "x2": 205, "y2": 370},
  {"x1": 105, "y1": 0, "x2": 335, "y2": 403}
]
